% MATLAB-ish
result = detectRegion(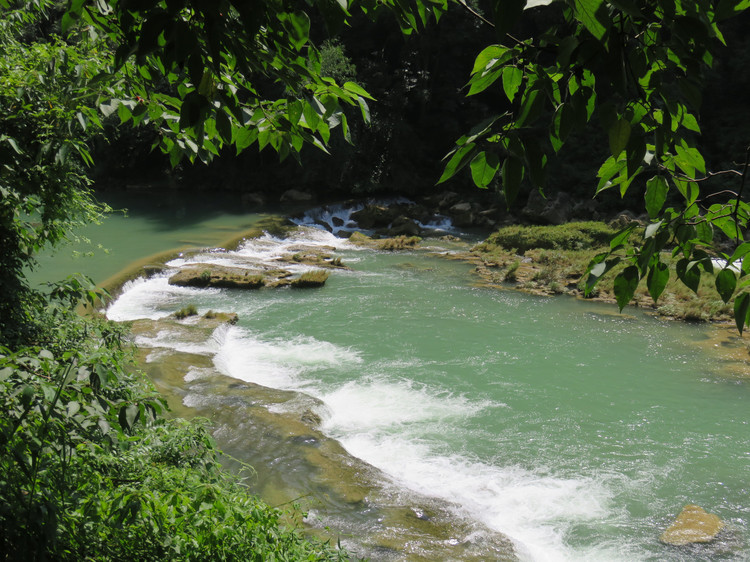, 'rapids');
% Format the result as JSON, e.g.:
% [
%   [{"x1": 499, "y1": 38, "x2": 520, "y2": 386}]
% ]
[{"x1": 104, "y1": 218, "x2": 749, "y2": 561}]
